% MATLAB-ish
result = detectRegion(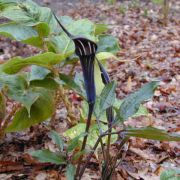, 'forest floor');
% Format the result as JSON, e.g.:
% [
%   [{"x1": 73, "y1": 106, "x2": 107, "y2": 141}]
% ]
[{"x1": 0, "y1": 0, "x2": 179, "y2": 179}]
